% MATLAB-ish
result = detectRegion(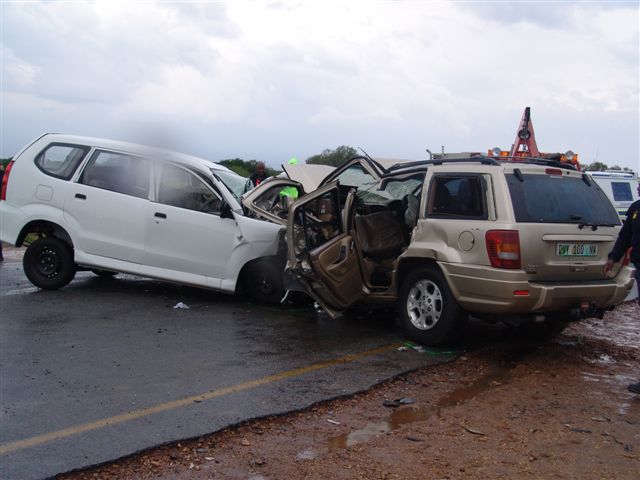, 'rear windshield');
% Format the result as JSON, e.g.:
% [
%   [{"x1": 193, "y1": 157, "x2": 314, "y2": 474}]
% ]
[{"x1": 506, "y1": 173, "x2": 620, "y2": 225}]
